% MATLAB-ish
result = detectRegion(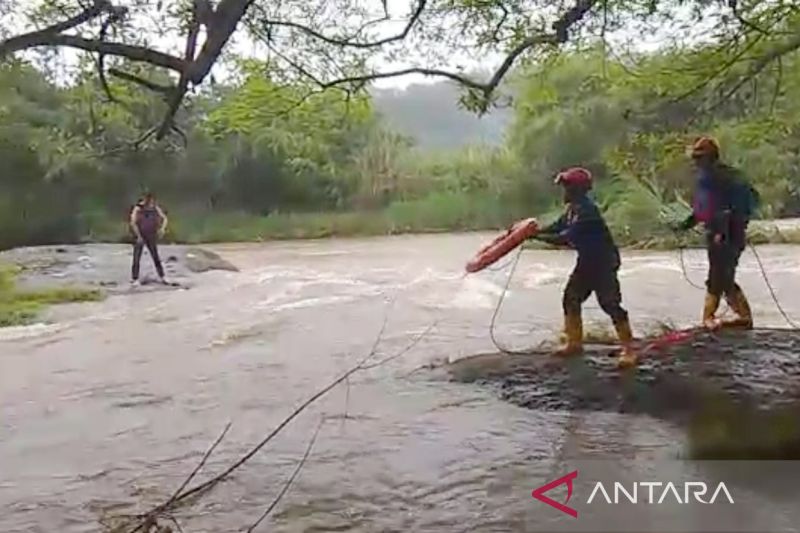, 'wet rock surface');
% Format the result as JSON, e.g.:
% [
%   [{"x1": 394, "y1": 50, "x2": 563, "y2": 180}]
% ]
[
  {"x1": 446, "y1": 329, "x2": 800, "y2": 418},
  {"x1": 0, "y1": 244, "x2": 238, "y2": 295}
]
